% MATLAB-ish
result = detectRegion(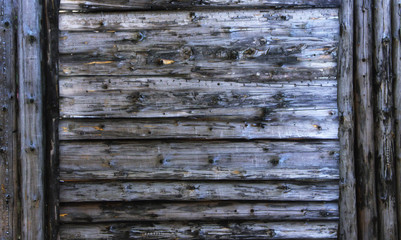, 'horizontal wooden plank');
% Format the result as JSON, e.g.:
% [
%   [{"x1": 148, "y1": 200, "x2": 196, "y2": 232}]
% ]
[
  {"x1": 60, "y1": 0, "x2": 341, "y2": 11},
  {"x1": 59, "y1": 109, "x2": 339, "y2": 140},
  {"x1": 60, "y1": 77, "x2": 337, "y2": 118},
  {"x1": 60, "y1": 181, "x2": 339, "y2": 202},
  {"x1": 60, "y1": 140, "x2": 339, "y2": 180},
  {"x1": 59, "y1": 9, "x2": 339, "y2": 32},
  {"x1": 59, "y1": 9, "x2": 339, "y2": 80},
  {"x1": 59, "y1": 28, "x2": 338, "y2": 79},
  {"x1": 59, "y1": 221, "x2": 338, "y2": 239},
  {"x1": 60, "y1": 201, "x2": 339, "y2": 223}
]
